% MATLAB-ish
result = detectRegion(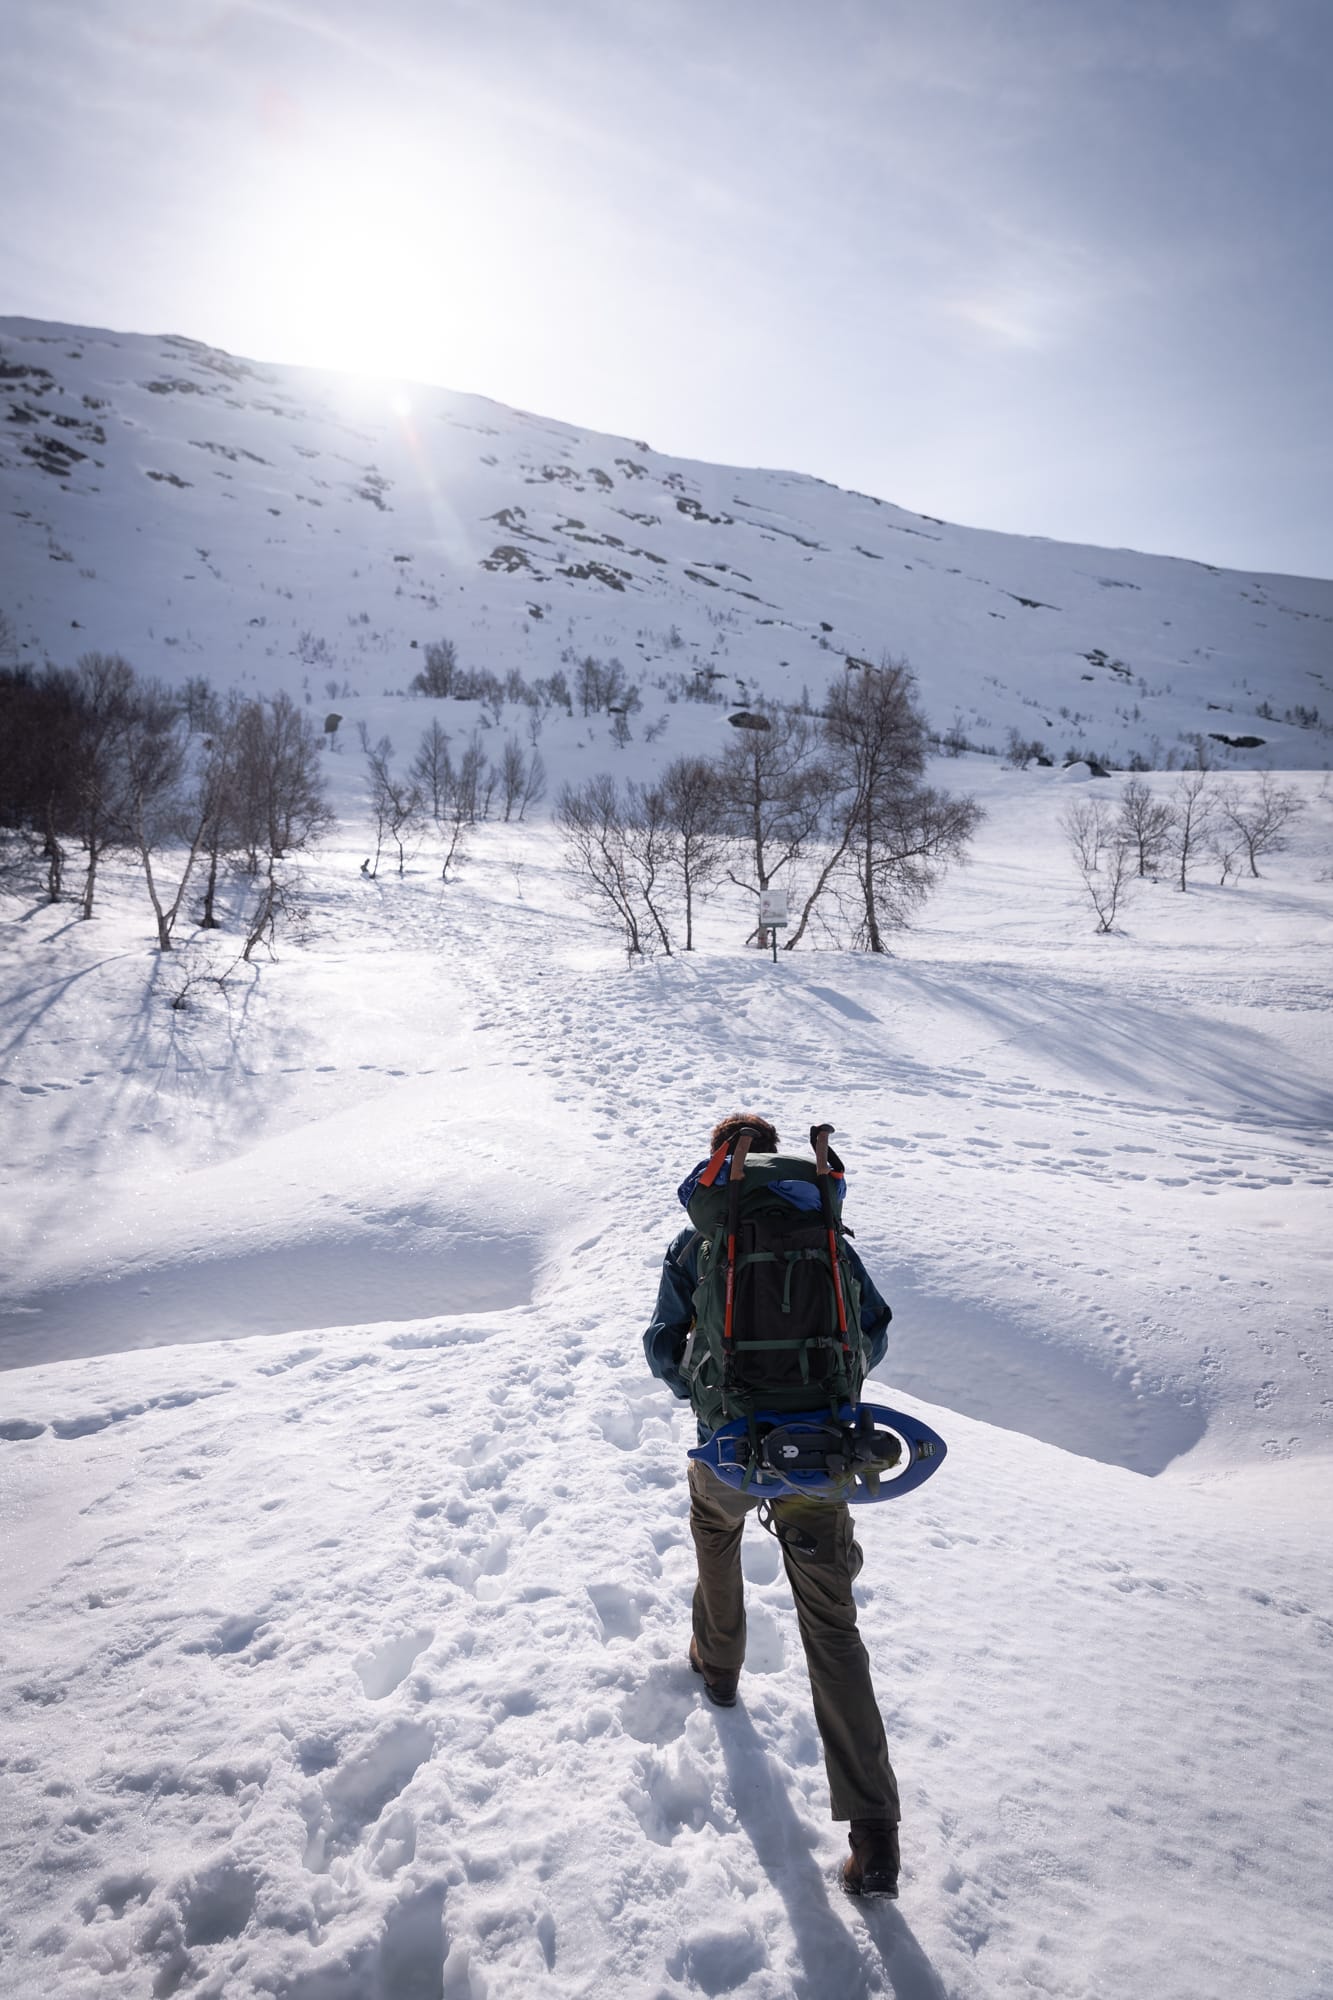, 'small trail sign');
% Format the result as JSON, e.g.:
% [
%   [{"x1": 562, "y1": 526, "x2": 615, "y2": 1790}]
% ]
[{"x1": 759, "y1": 888, "x2": 788, "y2": 961}]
